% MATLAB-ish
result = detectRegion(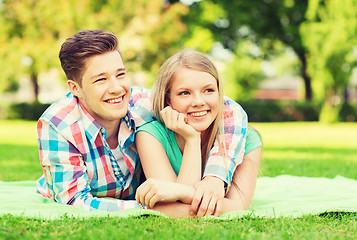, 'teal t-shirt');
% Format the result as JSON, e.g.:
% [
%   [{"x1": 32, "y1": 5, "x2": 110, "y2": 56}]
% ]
[
  {"x1": 136, "y1": 121, "x2": 263, "y2": 175},
  {"x1": 137, "y1": 121, "x2": 183, "y2": 175},
  {"x1": 245, "y1": 126, "x2": 263, "y2": 154}
]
